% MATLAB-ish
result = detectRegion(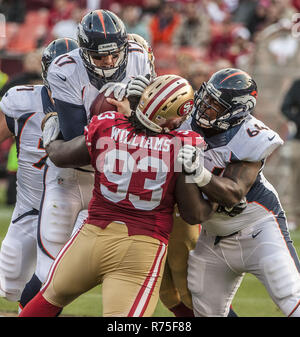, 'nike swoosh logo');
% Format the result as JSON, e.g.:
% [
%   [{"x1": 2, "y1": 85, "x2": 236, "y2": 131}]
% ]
[
  {"x1": 268, "y1": 135, "x2": 275, "y2": 141},
  {"x1": 57, "y1": 74, "x2": 67, "y2": 81},
  {"x1": 252, "y1": 229, "x2": 262, "y2": 238}
]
